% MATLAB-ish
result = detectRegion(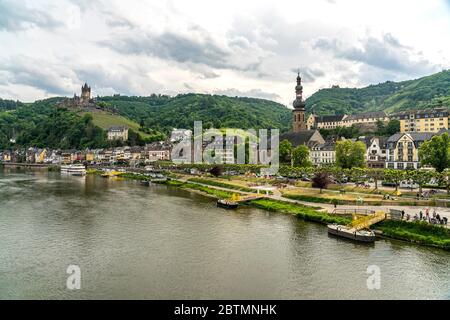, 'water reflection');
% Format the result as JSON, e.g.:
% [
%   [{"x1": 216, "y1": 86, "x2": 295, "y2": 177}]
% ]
[{"x1": 0, "y1": 168, "x2": 449, "y2": 299}]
